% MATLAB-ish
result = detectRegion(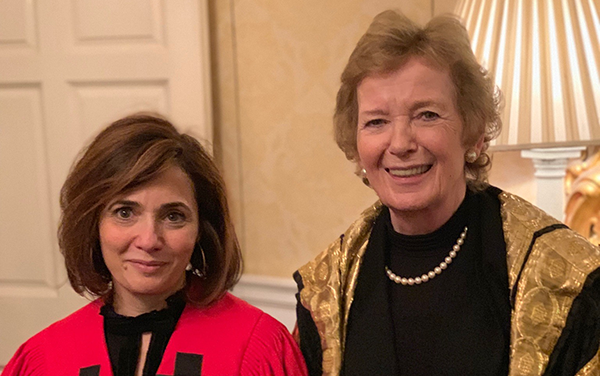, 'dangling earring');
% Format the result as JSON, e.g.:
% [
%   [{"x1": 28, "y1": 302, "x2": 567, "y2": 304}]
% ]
[
  {"x1": 465, "y1": 149, "x2": 478, "y2": 163},
  {"x1": 187, "y1": 245, "x2": 208, "y2": 278},
  {"x1": 196, "y1": 246, "x2": 207, "y2": 278}
]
